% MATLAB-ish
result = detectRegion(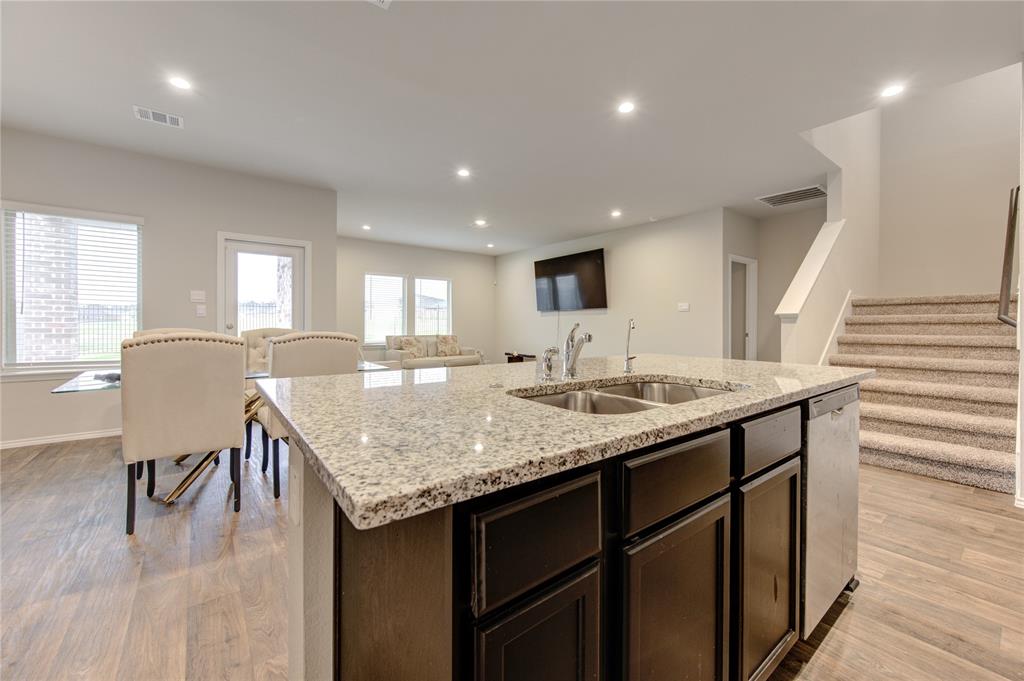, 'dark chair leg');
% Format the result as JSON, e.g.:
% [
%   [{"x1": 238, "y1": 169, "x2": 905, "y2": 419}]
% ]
[
  {"x1": 146, "y1": 459, "x2": 156, "y2": 498},
  {"x1": 231, "y1": 447, "x2": 241, "y2": 512},
  {"x1": 261, "y1": 428, "x2": 270, "y2": 473},
  {"x1": 126, "y1": 463, "x2": 137, "y2": 535},
  {"x1": 245, "y1": 420, "x2": 253, "y2": 460},
  {"x1": 214, "y1": 454, "x2": 220, "y2": 466},
  {"x1": 272, "y1": 439, "x2": 281, "y2": 499},
  {"x1": 136, "y1": 462, "x2": 144, "y2": 480},
  {"x1": 229, "y1": 448, "x2": 236, "y2": 484}
]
